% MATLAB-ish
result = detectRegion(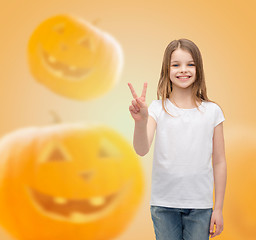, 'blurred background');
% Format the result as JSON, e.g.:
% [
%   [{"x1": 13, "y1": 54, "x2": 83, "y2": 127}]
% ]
[{"x1": 0, "y1": 0, "x2": 255, "y2": 239}]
